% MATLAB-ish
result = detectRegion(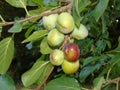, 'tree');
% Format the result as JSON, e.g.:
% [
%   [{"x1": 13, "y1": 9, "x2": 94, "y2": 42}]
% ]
[{"x1": 0, "y1": 0, "x2": 120, "y2": 90}]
